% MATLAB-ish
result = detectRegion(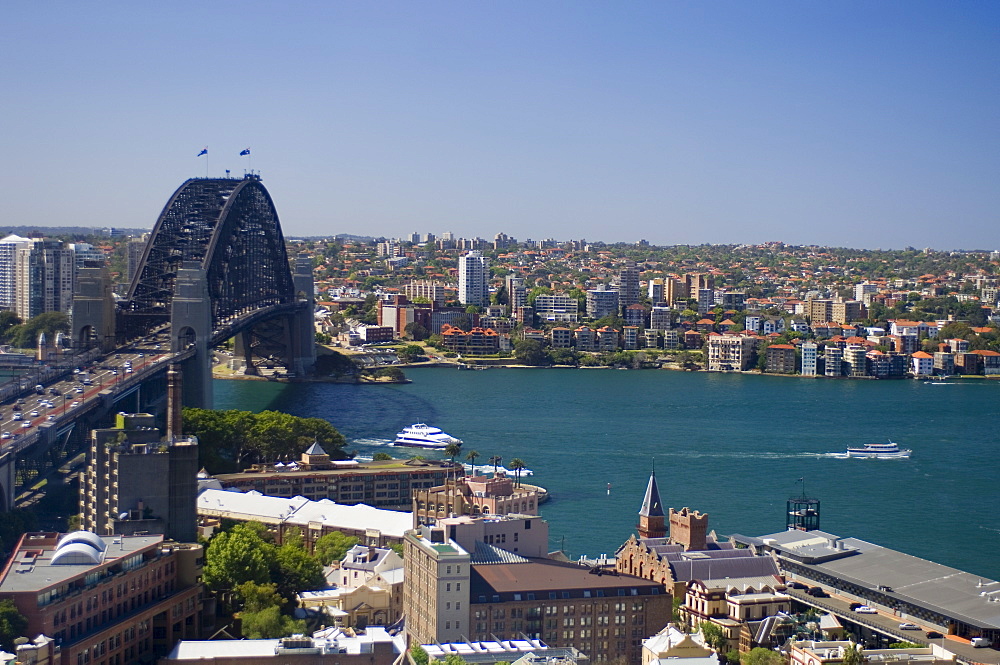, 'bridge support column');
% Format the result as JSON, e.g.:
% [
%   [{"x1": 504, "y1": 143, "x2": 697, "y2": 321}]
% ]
[
  {"x1": 171, "y1": 263, "x2": 214, "y2": 409},
  {"x1": 0, "y1": 451, "x2": 14, "y2": 512},
  {"x1": 290, "y1": 253, "x2": 316, "y2": 377},
  {"x1": 233, "y1": 332, "x2": 258, "y2": 375},
  {"x1": 72, "y1": 266, "x2": 117, "y2": 352}
]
